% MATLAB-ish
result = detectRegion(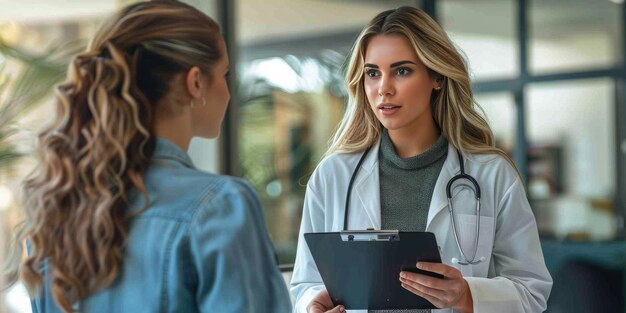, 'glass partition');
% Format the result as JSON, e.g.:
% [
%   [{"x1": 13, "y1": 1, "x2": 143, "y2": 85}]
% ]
[
  {"x1": 237, "y1": 0, "x2": 418, "y2": 265},
  {"x1": 526, "y1": 78, "x2": 616, "y2": 240},
  {"x1": 530, "y1": 0, "x2": 621, "y2": 74},
  {"x1": 441, "y1": 0, "x2": 518, "y2": 81},
  {"x1": 475, "y1": 92, "x2": 517, "y2": 155}
]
